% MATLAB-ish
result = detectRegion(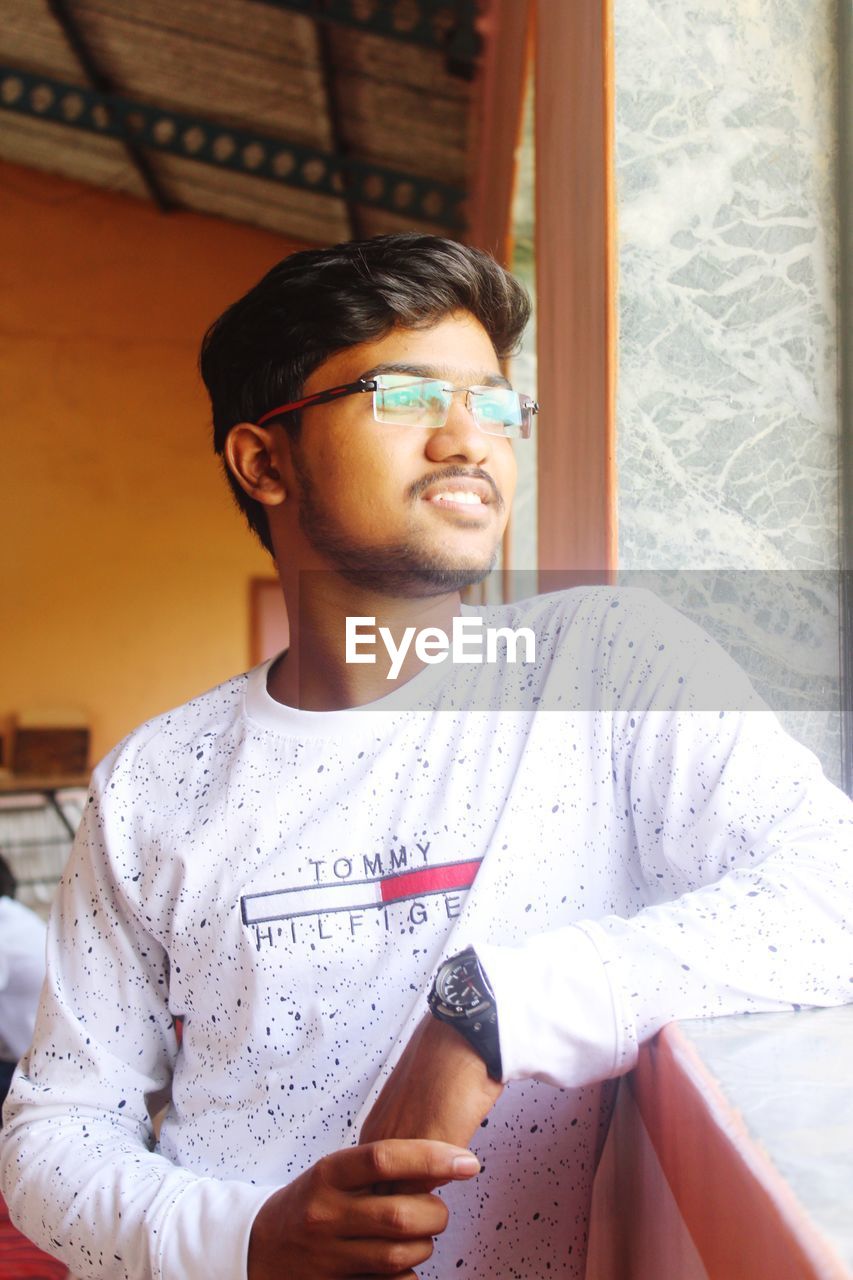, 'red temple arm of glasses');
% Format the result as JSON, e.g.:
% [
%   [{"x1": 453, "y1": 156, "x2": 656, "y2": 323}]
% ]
[{"x1": 256, "y1": 379, "x2": 375, "y2": 427}]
